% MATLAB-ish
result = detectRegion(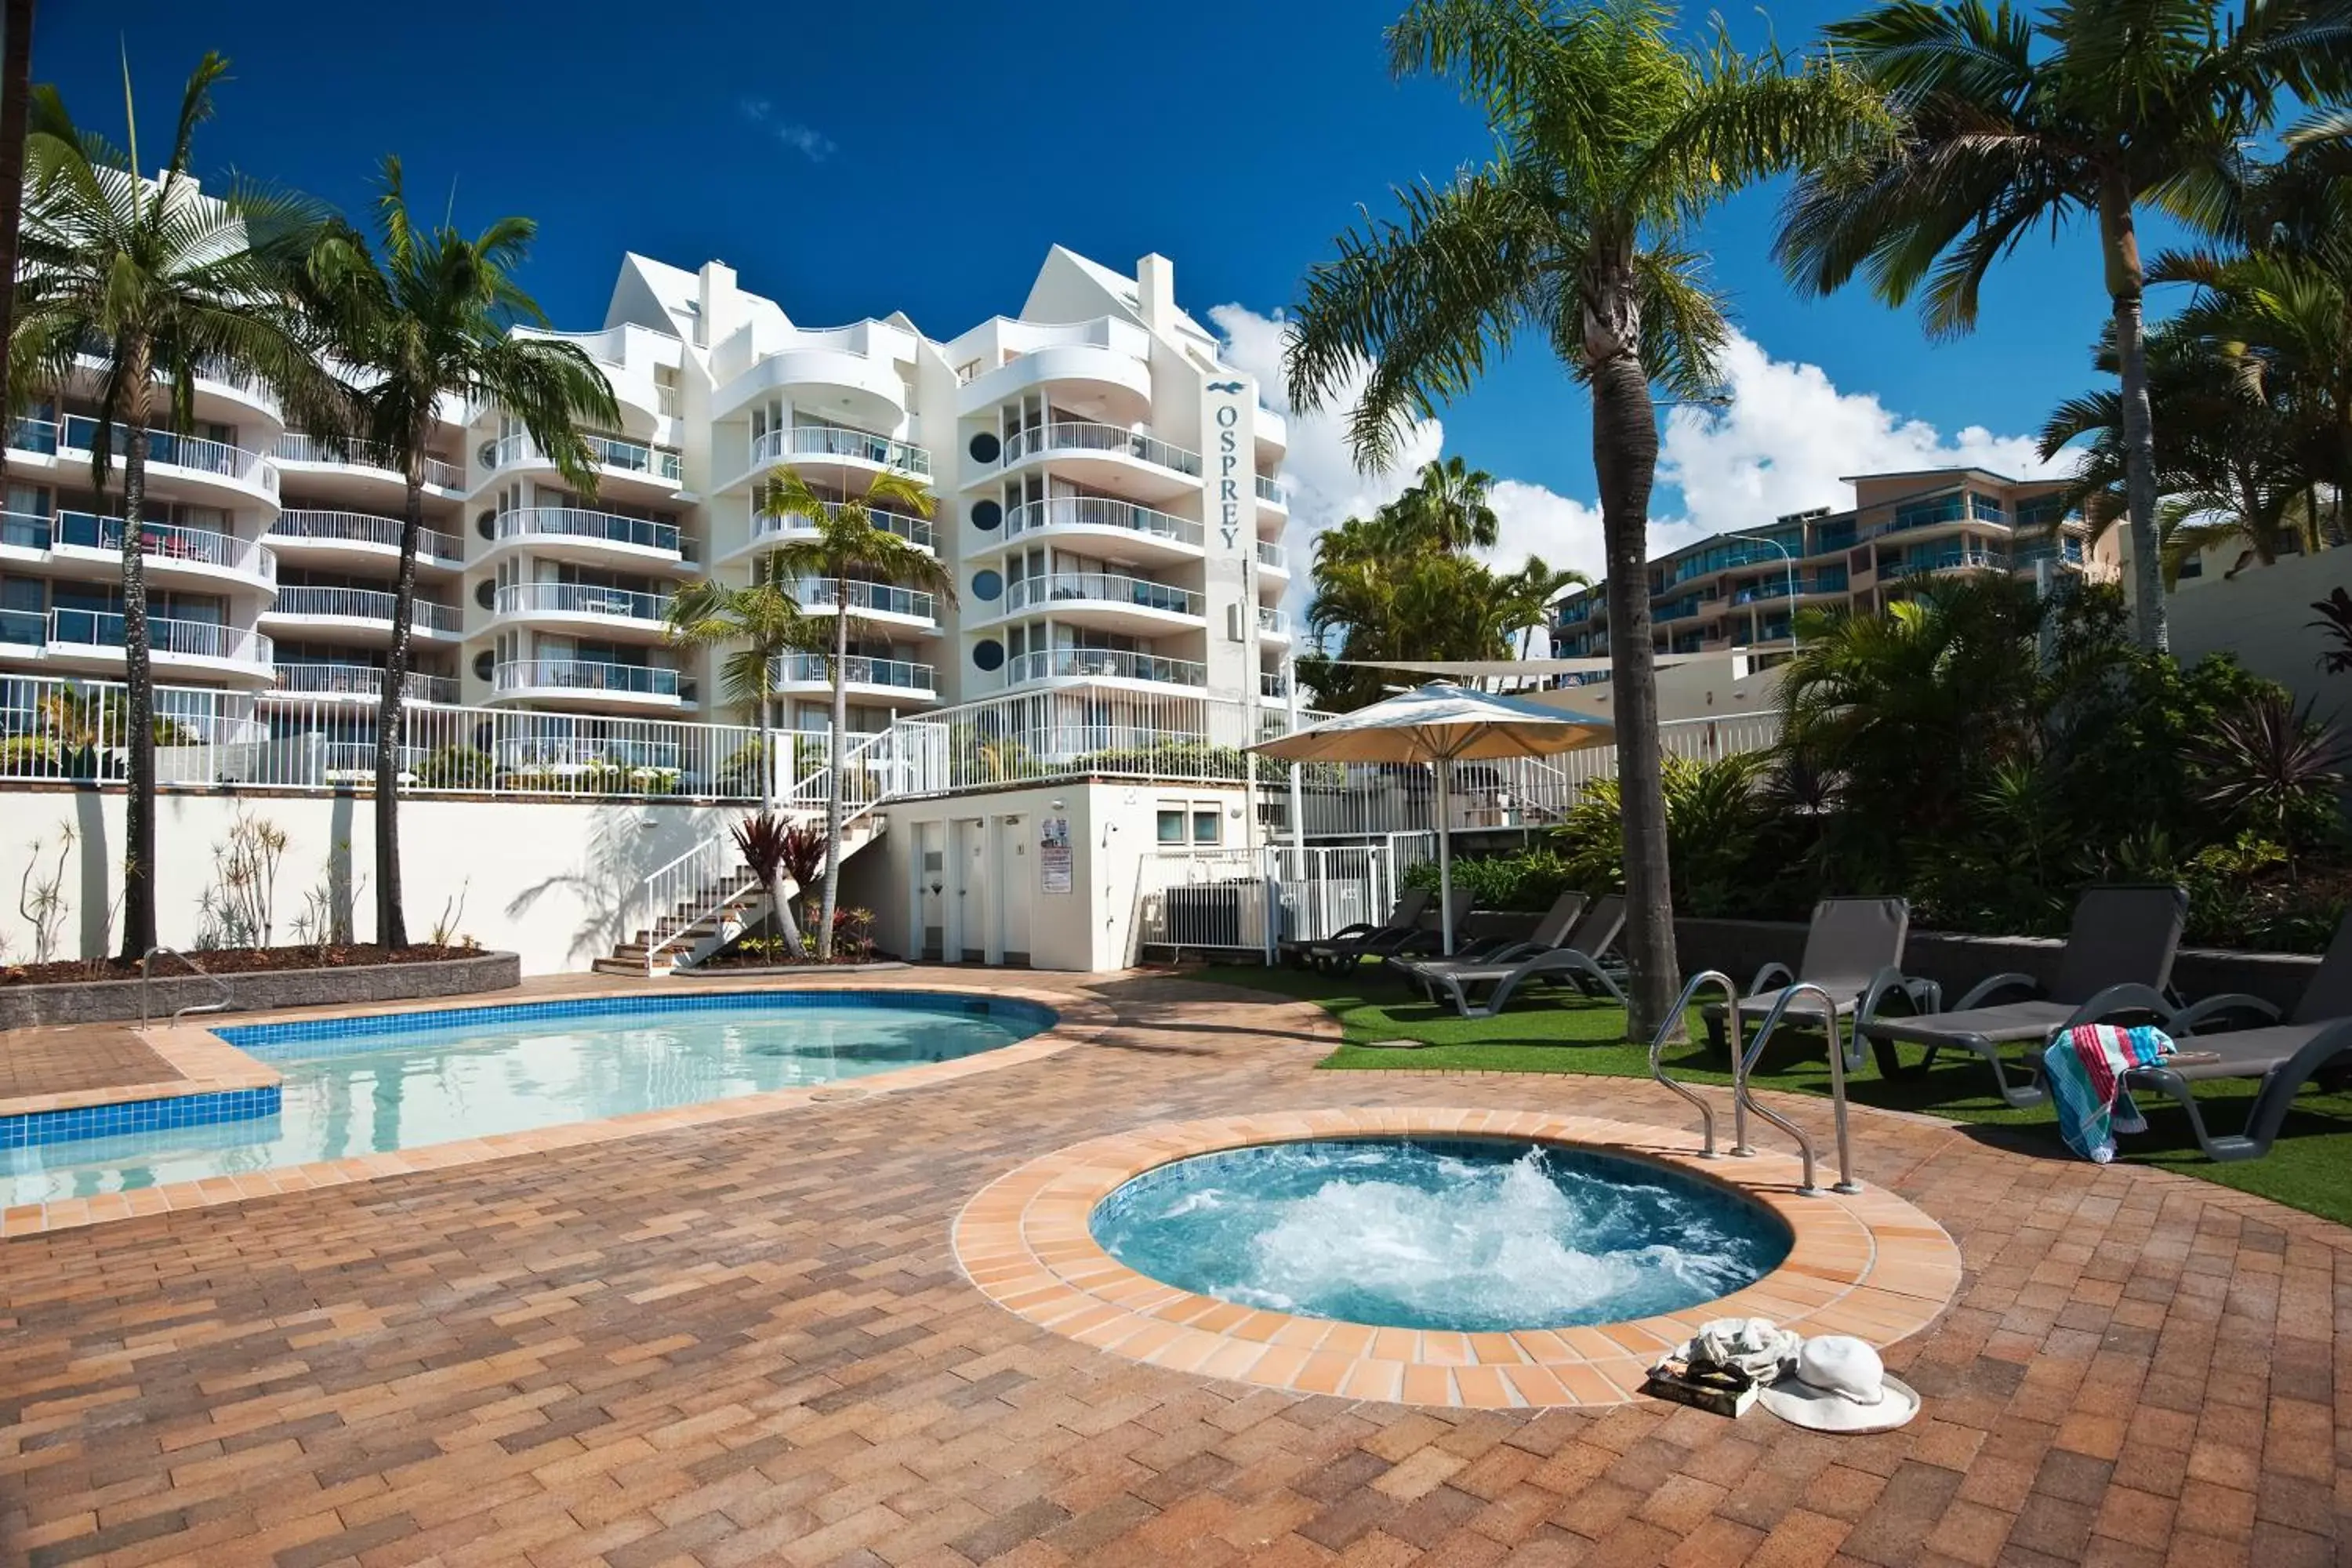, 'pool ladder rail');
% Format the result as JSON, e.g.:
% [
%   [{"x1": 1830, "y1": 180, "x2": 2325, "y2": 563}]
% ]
[
  {"x1": 140, "y1": 946, "x2": 230, "y2": 1029},
  {"x1": 1646, "y1": 971, "x2": 1860, "y2": 1196}
]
